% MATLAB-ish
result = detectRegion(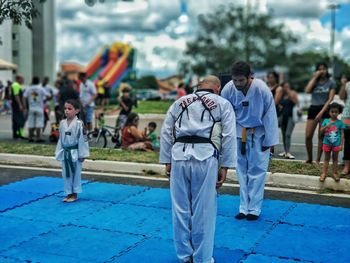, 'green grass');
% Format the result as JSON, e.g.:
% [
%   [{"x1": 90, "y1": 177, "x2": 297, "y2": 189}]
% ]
[
  {"x1": 0, "y1": 141, "x2": 159, "y2": 163},
  {"x1": 95, "y1": 100, "x2": 173, "y2": 115},
  {"x1": 0, "y1": 140, "x2": 343, "y2": 177},
  {"x1": 133, "y1": 100, "x2": 173, "y2": 114}
]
